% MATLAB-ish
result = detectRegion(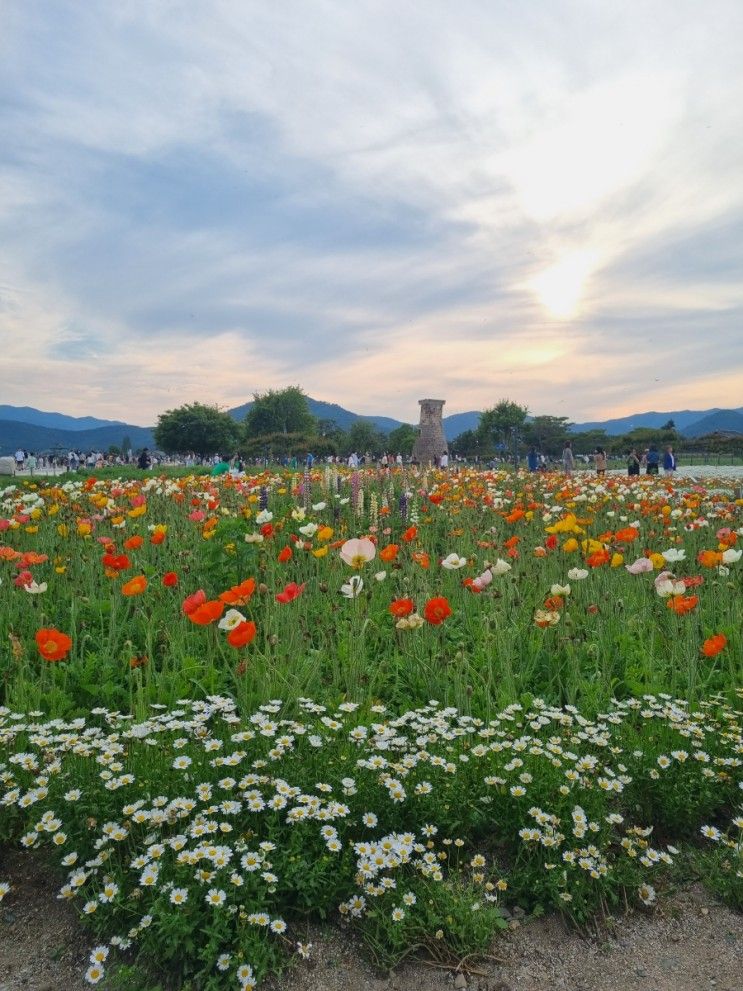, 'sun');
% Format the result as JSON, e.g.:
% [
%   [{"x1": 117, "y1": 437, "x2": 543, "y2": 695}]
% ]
[{"x1": 530, "y1": 250, "x2": 598, "y2": 320}]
